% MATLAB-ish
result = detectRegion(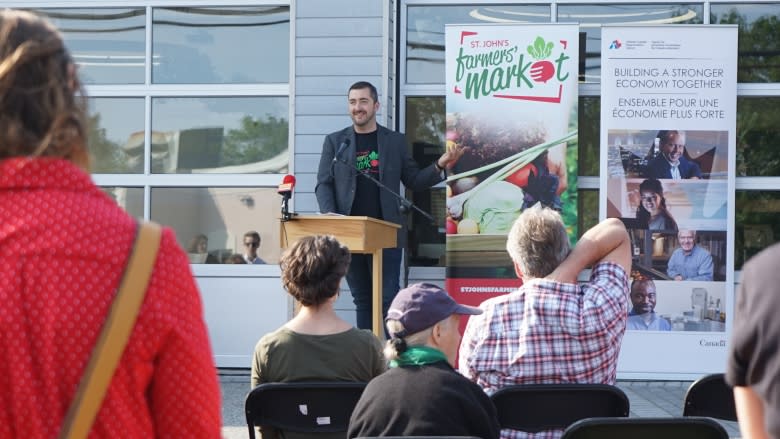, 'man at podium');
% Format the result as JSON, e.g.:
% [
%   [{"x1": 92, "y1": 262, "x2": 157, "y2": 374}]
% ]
[{"x1": 315, "y1": 81, "x2": 464, "y2": 330}]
